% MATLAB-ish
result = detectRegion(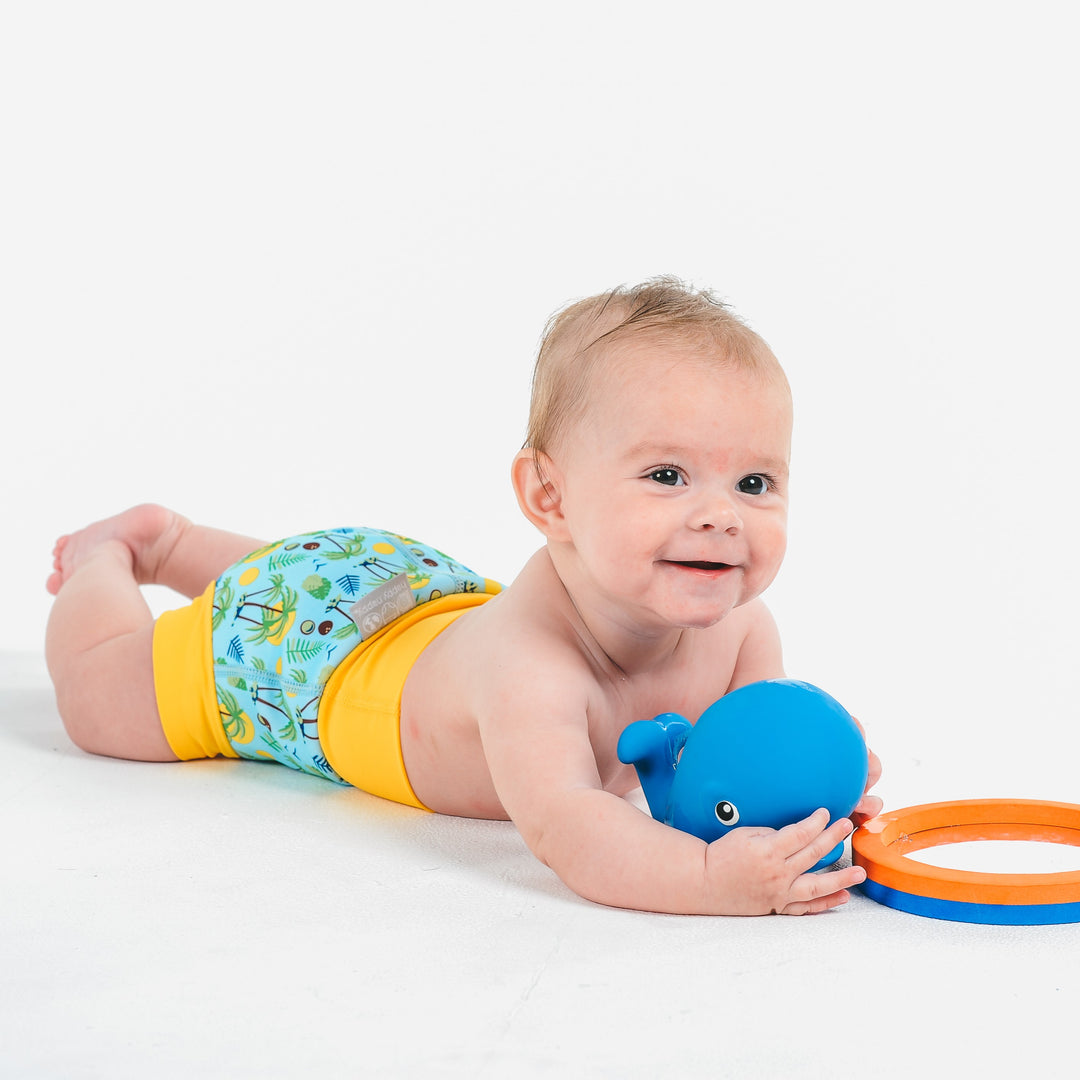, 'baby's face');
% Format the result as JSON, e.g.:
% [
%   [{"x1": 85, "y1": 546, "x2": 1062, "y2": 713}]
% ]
[{"x1": 550, "y1": 343, "x2": 792, "y2": 632}]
